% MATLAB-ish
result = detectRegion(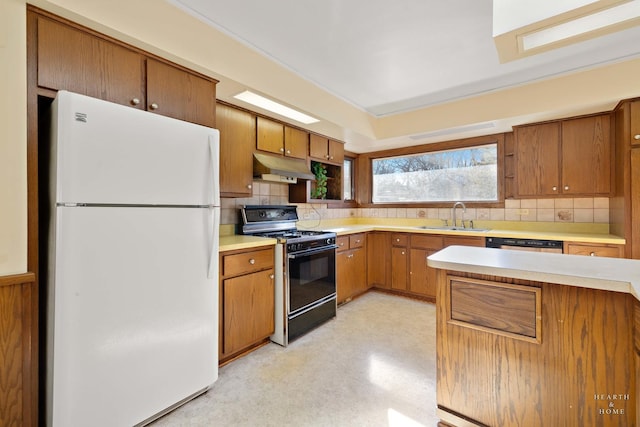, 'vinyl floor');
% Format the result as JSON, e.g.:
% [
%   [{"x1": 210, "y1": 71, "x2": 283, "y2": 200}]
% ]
[{"x1": 151, "y1": 291, "x2": 439, "y2": 427}]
